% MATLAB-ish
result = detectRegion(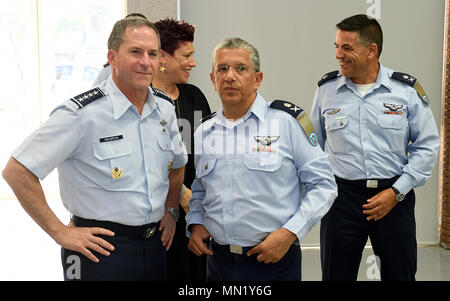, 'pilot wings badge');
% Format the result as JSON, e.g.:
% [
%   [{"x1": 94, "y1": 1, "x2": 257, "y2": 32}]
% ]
[
  {"x1": 383, "y1": 103, "x2": 403, "y2": 111},
  {"x1": 254, "y1": 136, "x2": 280, "y2": 146}
]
